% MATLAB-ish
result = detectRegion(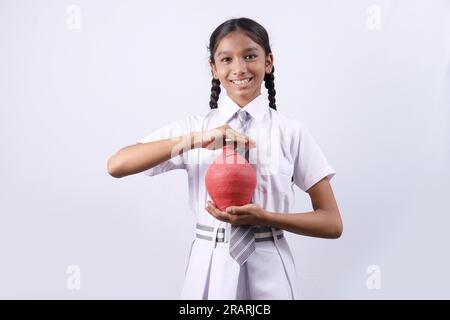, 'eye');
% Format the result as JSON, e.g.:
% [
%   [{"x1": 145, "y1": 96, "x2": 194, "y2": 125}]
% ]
[{"x1": 220, "y1": 55, "x2": 257, "y2": 63}]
